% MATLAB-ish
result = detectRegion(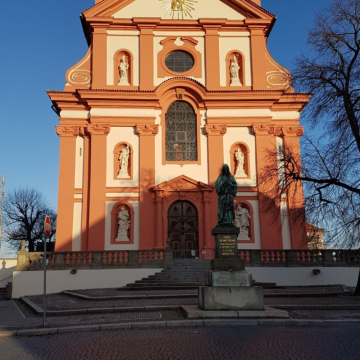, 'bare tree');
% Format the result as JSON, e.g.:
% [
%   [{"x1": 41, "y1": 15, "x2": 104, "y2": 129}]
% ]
[
  {"x1": 261, "y1": 0, "x2": 360, "y2": 248},
  {"x1": 3, "y1": 188, "x2": 56, "y2": 252}
]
